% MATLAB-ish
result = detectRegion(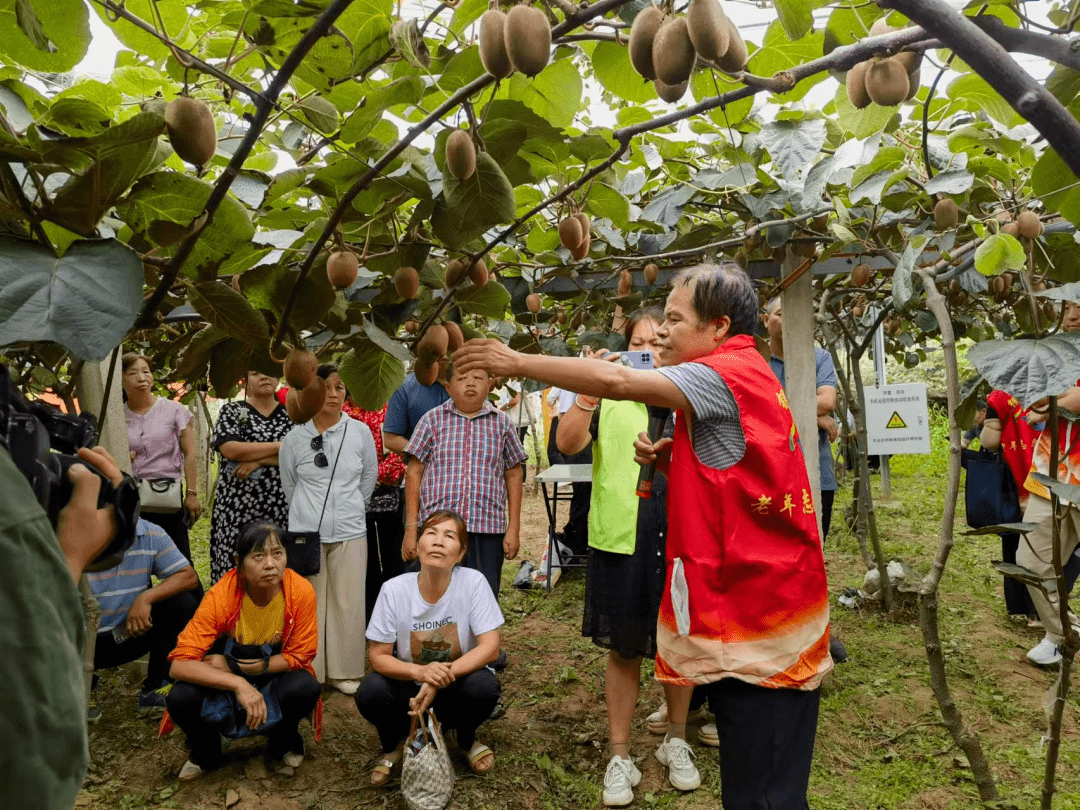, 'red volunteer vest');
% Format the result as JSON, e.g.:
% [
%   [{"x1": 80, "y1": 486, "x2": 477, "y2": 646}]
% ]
[
  {"x1": 655, "y1": 335, "x2": 832, "y2": 690},
  {"x1": 985, "y1": 390, "x2": 1038, "y2": 493}
]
